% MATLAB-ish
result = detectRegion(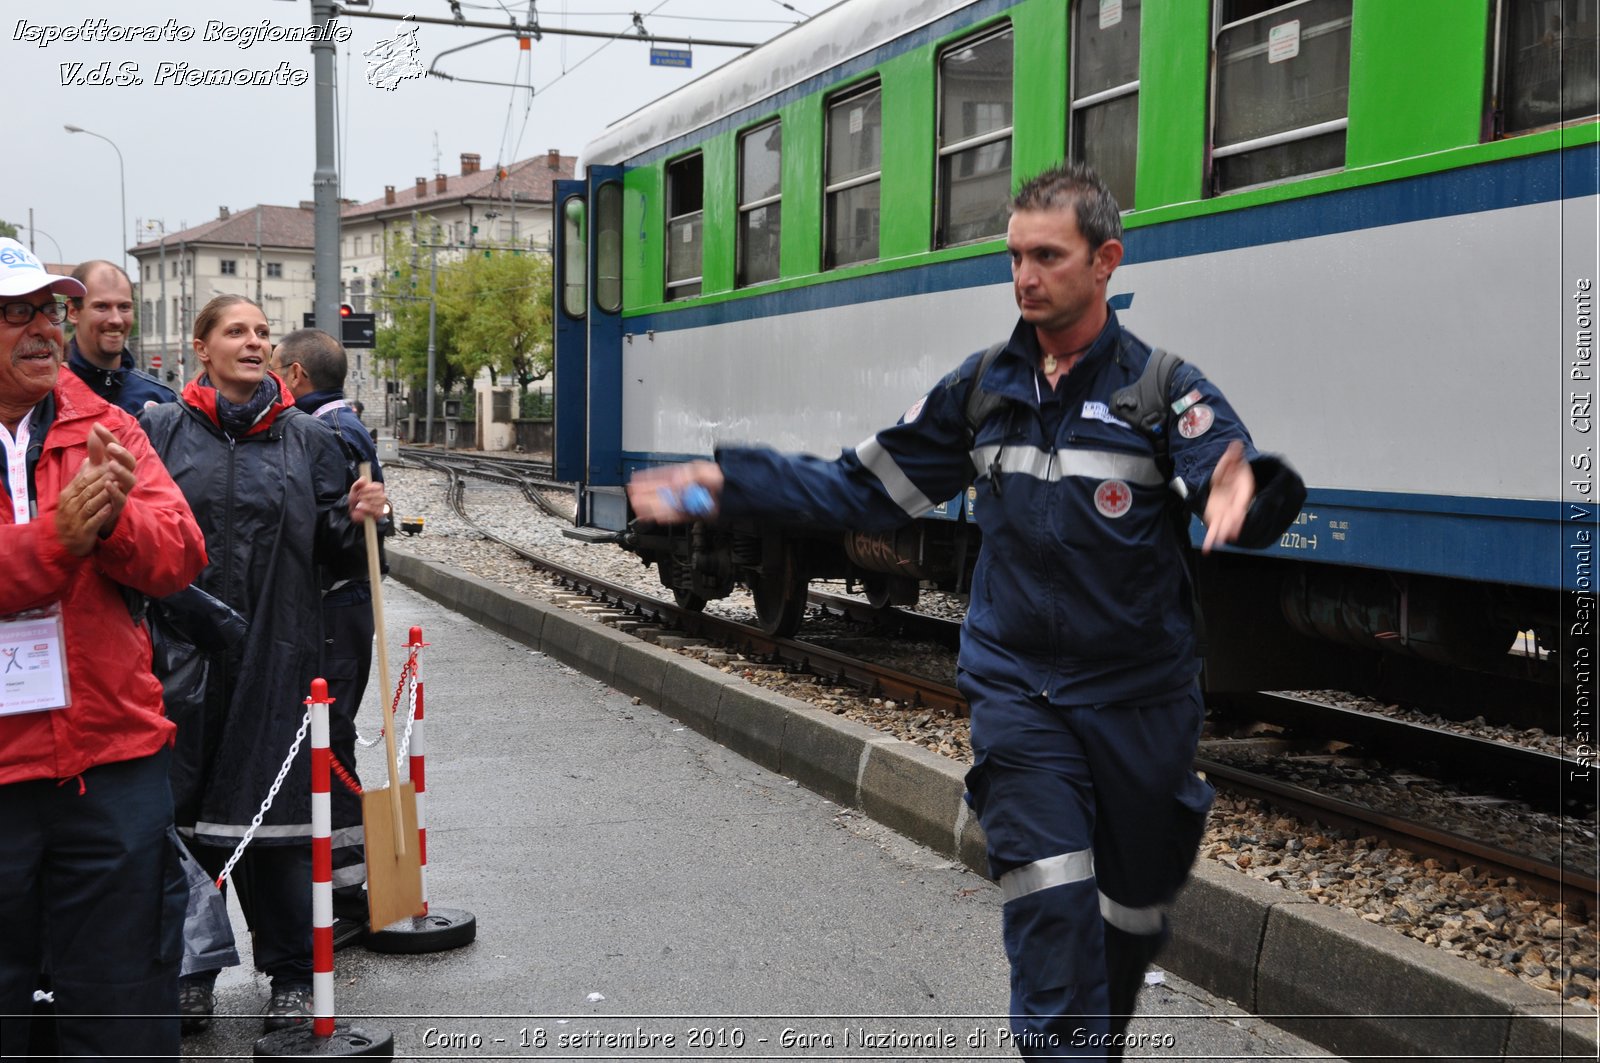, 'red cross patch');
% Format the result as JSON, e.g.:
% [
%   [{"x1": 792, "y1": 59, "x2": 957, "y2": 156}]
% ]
[
  {"x1": 1177, "y1": 403, "x2": 1214, "y2": 439},
  {"x1": 1094, "y1": 479, "x2": 1132, "y2": 518}
]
